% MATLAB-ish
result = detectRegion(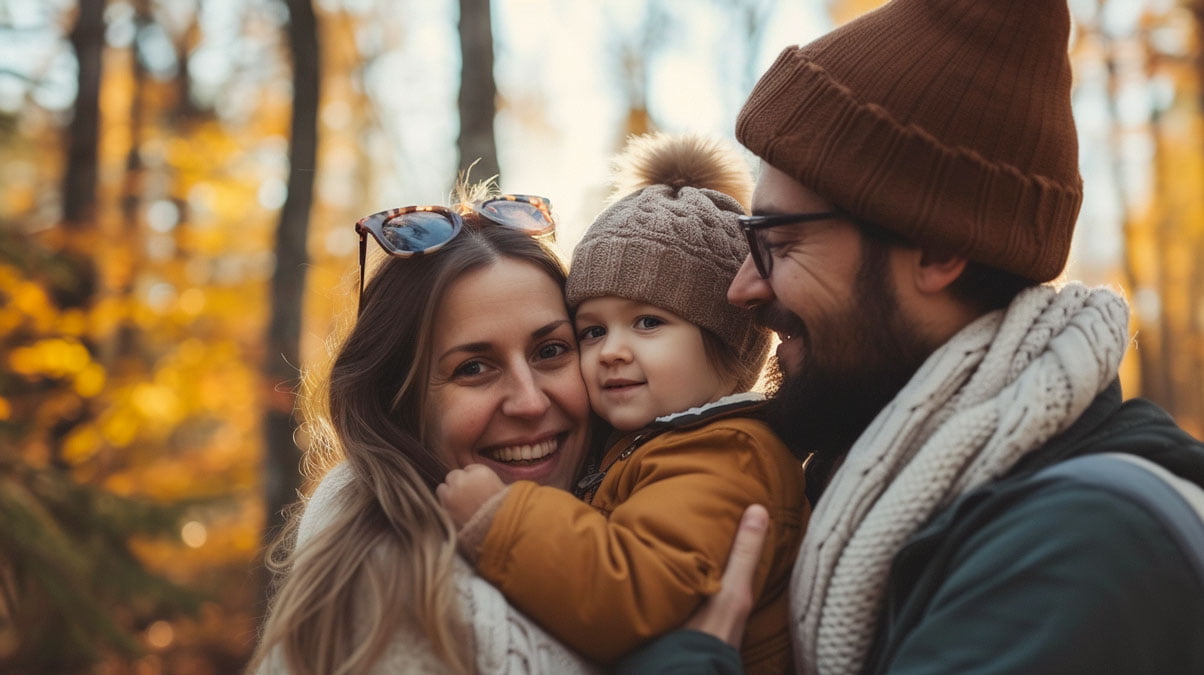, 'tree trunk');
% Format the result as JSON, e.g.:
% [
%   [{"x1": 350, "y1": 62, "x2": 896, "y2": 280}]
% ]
[
  {"x1": 49, "y1": 0, "x2": 106, "y2": 468},
  {"x1": 457, "y1": 0, "x2": 499, "y2": 183},
  {"x1": 261, "y1": 0, "x2": 319, "y2": 582},
  {"x1": 62, "y1": 0, "x2": 105, "y2": 229}
]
